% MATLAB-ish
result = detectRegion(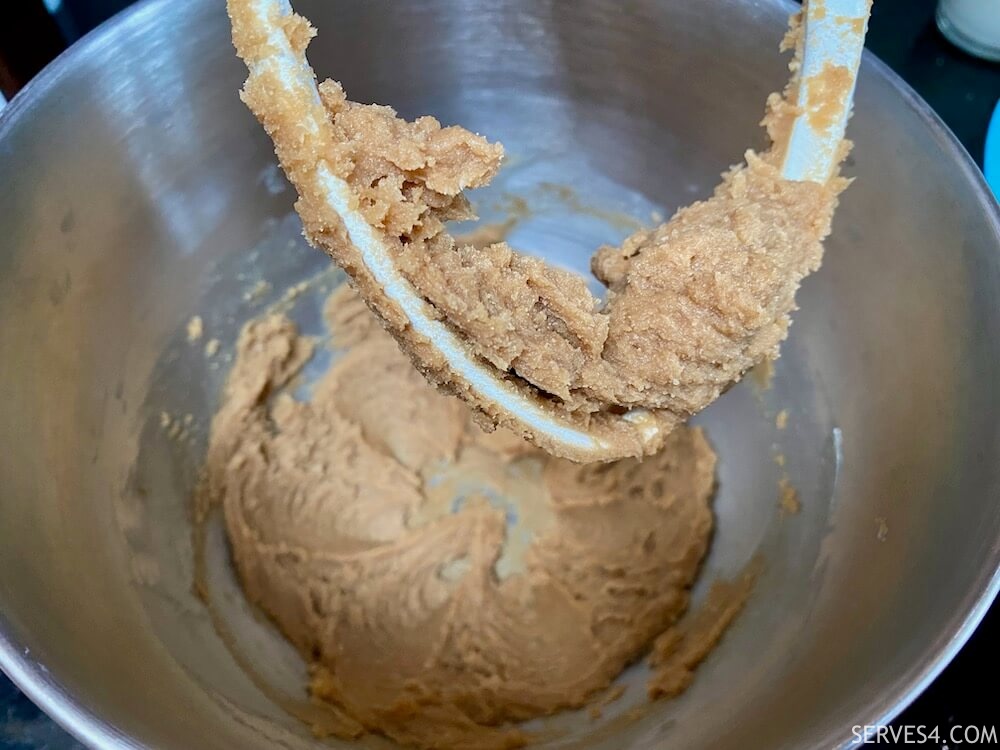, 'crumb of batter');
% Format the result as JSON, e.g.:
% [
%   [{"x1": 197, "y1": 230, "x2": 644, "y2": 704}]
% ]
[
  {"x1": 159, "y1": 410, "x2": 190, "y2": 442},
  {"x1": 281, "y1": 280, "x2": 310, "y2": 303},
  {"x1": 587, "y1": 684, "x2": 627, "y2": 721},
  {"x1": 875, "y1": 516, "x2": 889, "y2": 542},
  {"x1": 776, "y1": 409, "x2": 789, "y2": 430},
  {"x1": 197, "y1": 284, "x2": 745, "y2": 750},
  {"x1": 779, "y1": 477, "x2": 801, "y2": 515},
  {"x1": 186, "y1": 315, "x2": 204, "y2": 343},
  {"x1": 751, "y1": 359, "x2": 775, "y2": 391},
  {"x1": 228, "y1": 5, "x2": 851, "y2": 461},
  {"x1": 243, "y1": 279, "x2": 272, "y2": 303}
]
